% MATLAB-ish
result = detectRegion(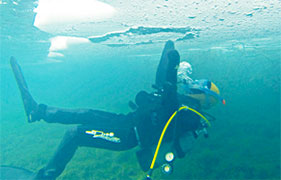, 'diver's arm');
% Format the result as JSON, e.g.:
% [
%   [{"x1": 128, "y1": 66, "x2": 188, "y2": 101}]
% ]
[
  {"x1": 174, "y1": 131, "x2": 196, "y2": 158},
  {"x1": 172, "y1": 109, "x2": 201, "y2": 158}
]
